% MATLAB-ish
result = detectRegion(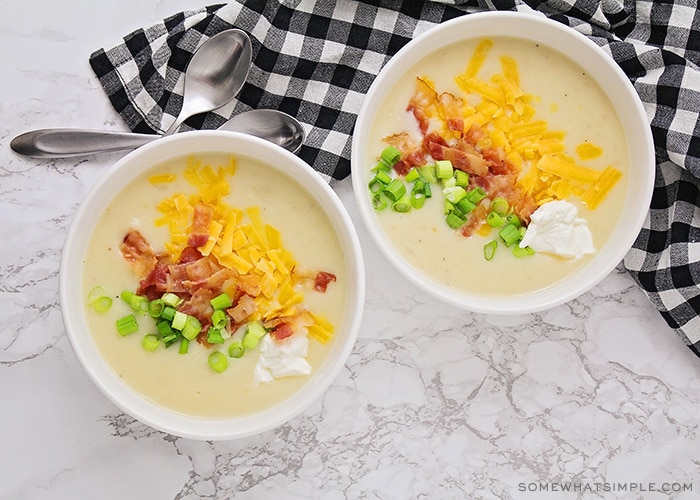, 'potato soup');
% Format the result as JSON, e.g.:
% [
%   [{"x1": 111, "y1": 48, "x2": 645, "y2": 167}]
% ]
[
  {"x1": 83, "y1": 153, "x2": 348, "y2": 417},
  {"x1": 364, "y1": 36, "x2": 628, "y2": 296}
]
